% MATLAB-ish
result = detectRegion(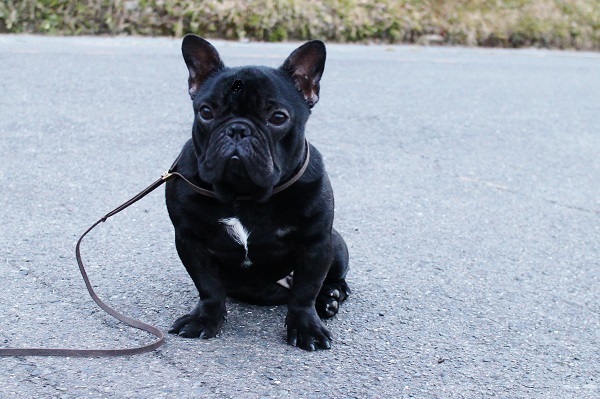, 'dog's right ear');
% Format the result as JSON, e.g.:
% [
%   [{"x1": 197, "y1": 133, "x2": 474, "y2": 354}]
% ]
[{"x1": 182, "y1": 34, "x2": 225, "y2": 99}]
